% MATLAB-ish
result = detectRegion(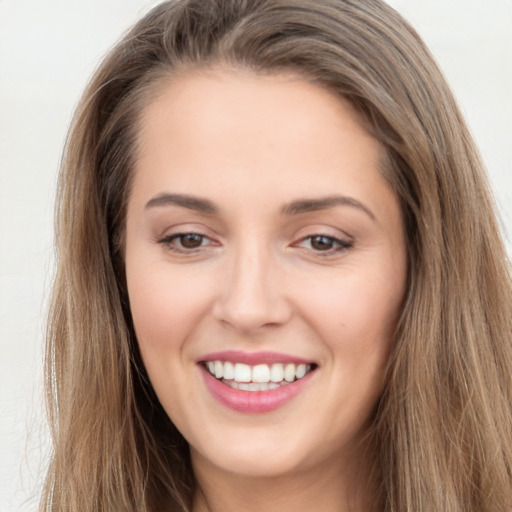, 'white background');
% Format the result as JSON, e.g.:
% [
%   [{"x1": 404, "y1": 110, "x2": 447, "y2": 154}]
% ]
[{"x1": 1, "y1": 1, "x2": 511, "y2": 510}]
